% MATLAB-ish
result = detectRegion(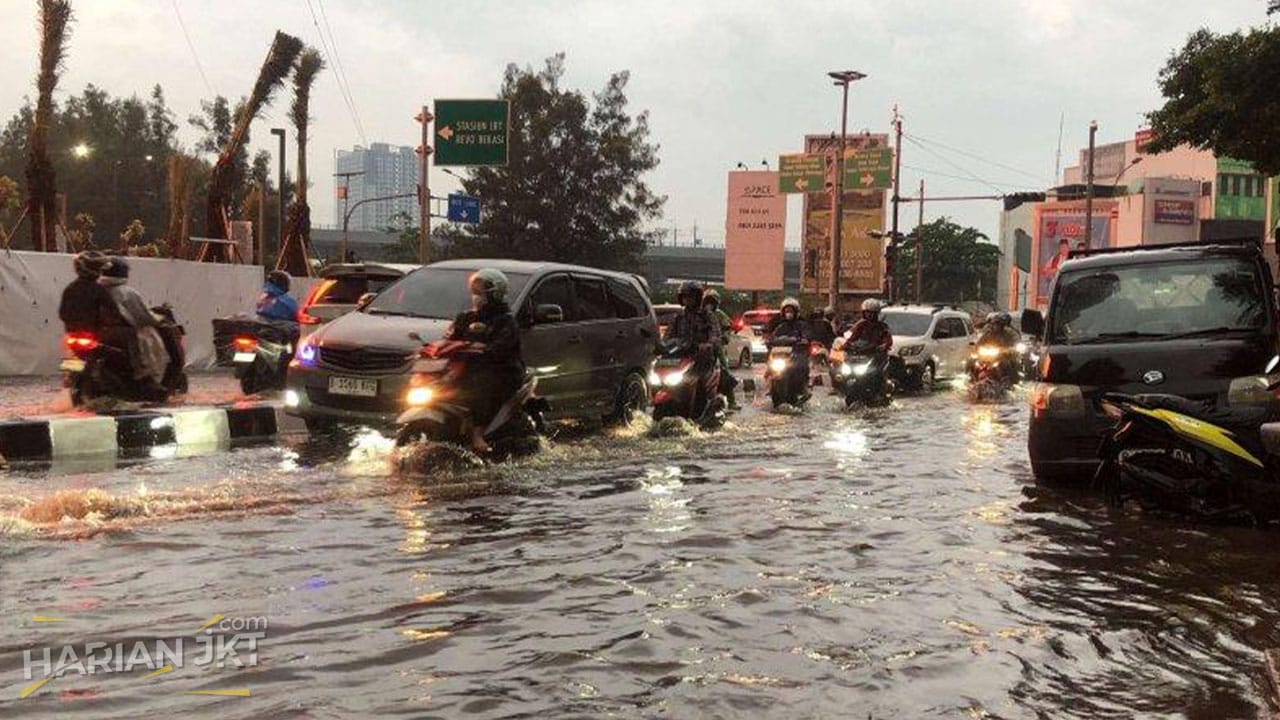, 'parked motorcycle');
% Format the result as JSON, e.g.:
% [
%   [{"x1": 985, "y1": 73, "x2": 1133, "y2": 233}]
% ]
[
  {"x1": 61, "y1": 305, "x2": 188, "y2": 405},
  {"x1": 833, "y1": 339, "x2": 892, "y2": 408},
  {"x1": 394, "y1": 339, "x2": 541, "y2": 458},
  {"x1": 1095, "y1": 358, "x2": 1280, "y2": 521},
  {"x1": 650, "y1": 340, "x2": 727, "y2": 426},
  {"x1": 764, "y1": 336, "x2": 811, "y2": 409},
  {"x1": 212, "y1": 316, "x2": 298, "y2": 395},
  {"x1": 967, "y1": 344, "x2": 1020, "y2": 402}
]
